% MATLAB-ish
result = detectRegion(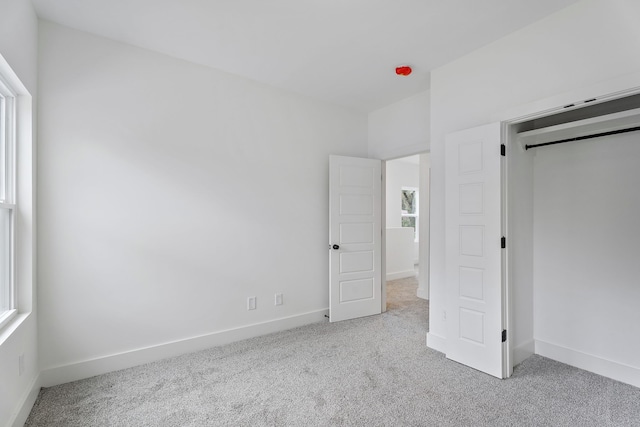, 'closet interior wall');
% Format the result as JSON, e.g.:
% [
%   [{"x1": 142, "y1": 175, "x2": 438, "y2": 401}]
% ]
[{"x1": 532, "y1": 130, "x2": 640, "y2": 369}]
